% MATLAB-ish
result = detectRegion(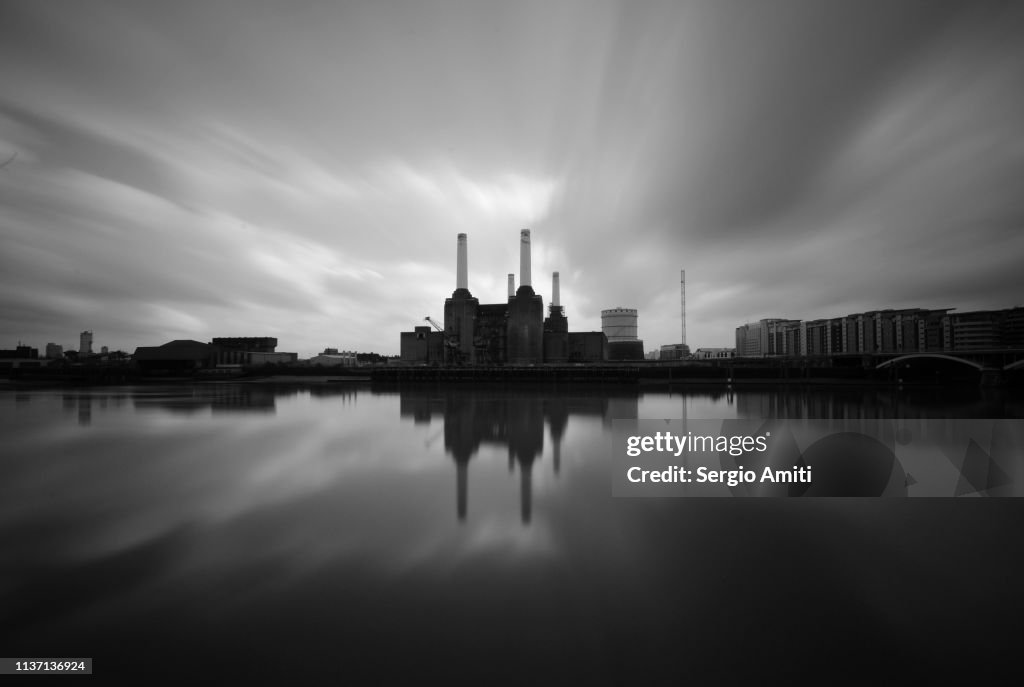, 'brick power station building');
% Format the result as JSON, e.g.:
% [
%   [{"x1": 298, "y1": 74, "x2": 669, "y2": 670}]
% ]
[{"x1": 400, "y1": 231, "x2": 610, "y2": 365}]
